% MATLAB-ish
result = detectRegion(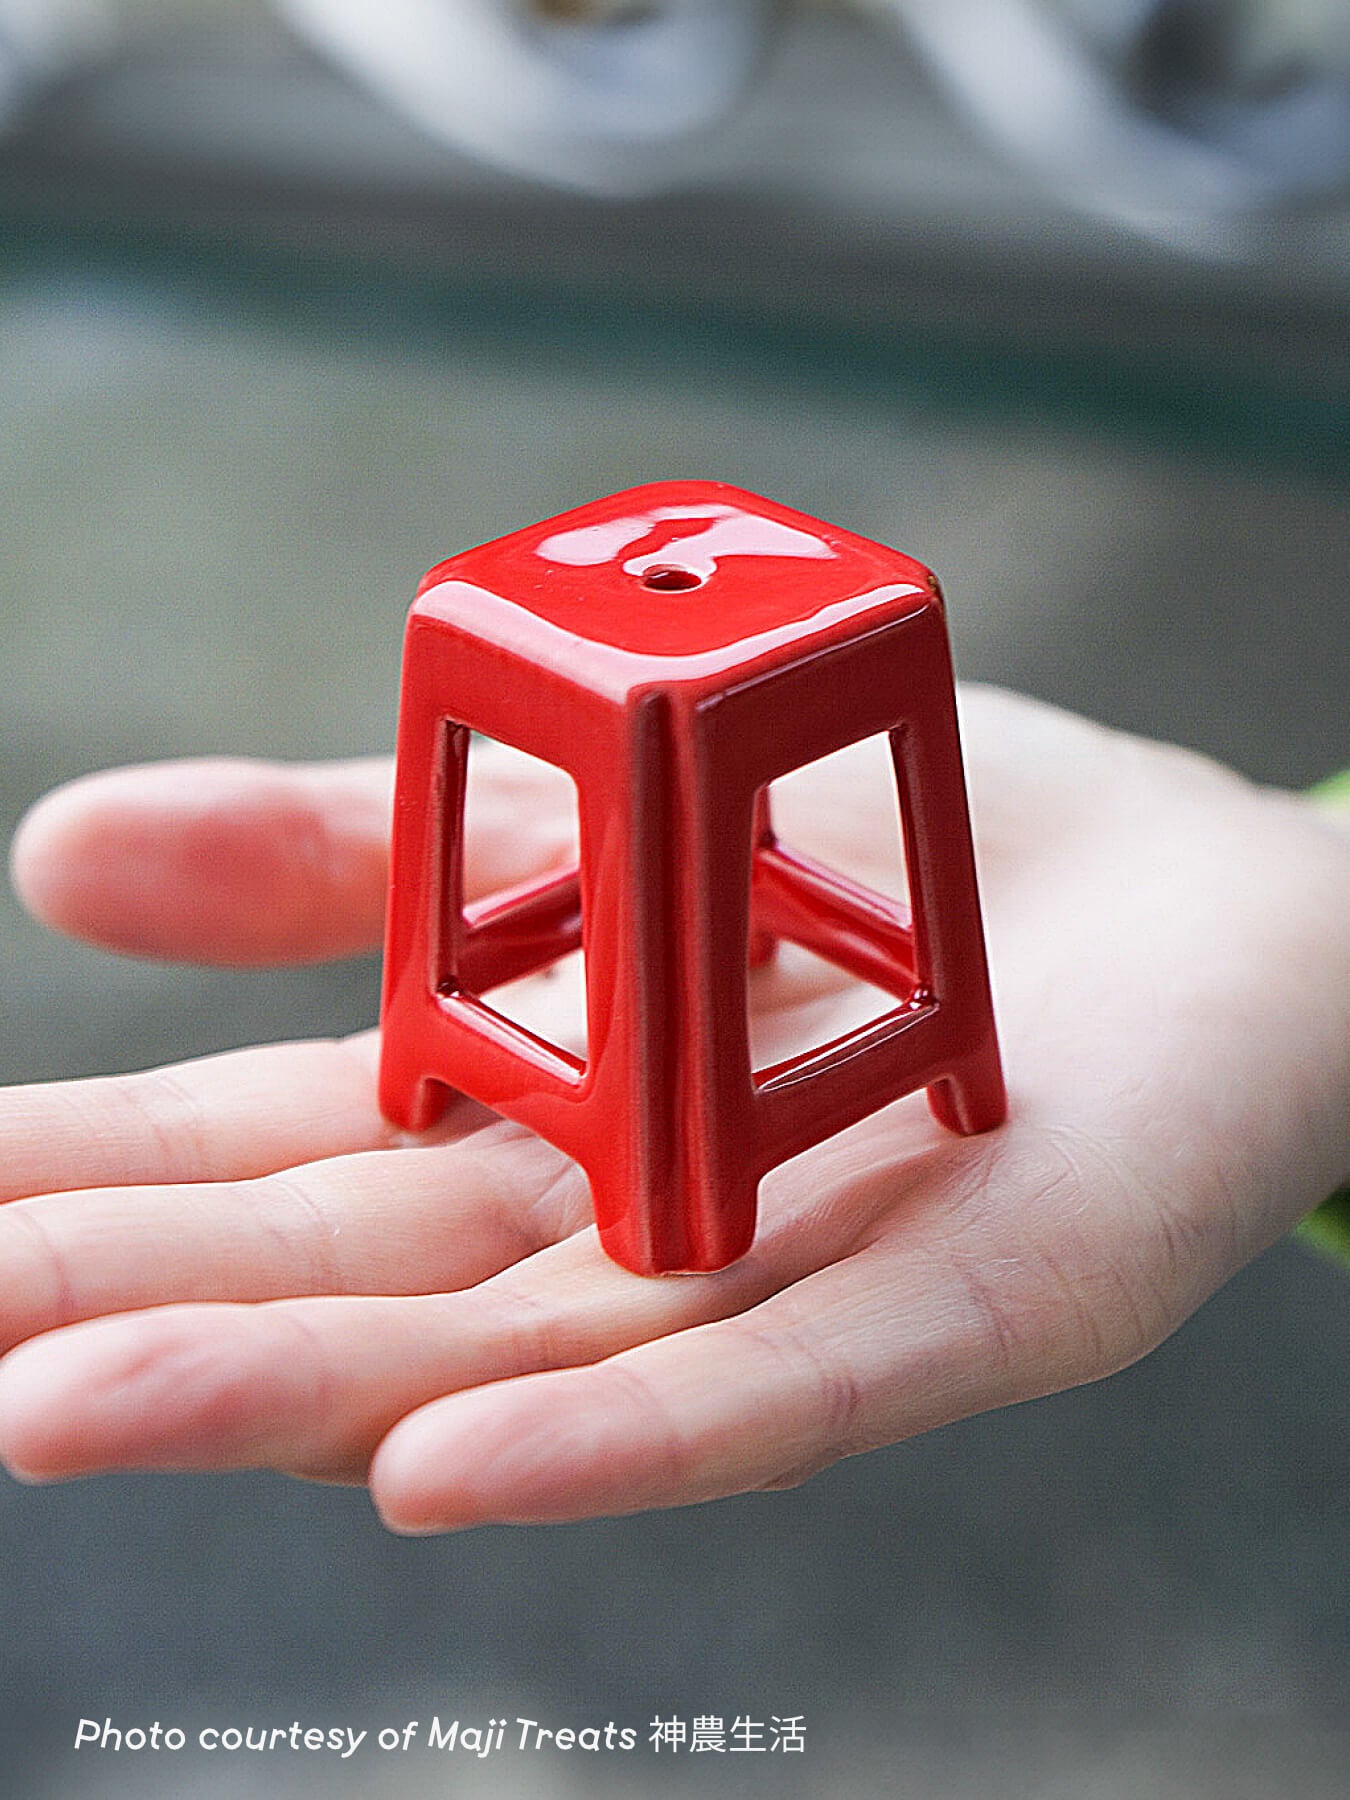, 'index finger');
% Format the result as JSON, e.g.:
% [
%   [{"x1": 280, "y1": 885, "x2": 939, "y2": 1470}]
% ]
[{"x1": 10, "y1": 745, "x2": 575, "y2": 965}]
